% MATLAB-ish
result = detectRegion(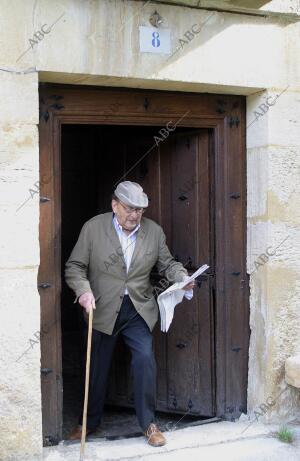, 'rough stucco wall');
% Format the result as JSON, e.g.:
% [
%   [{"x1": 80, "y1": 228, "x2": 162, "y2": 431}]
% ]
[
  {"x1": 5, "y1": 0, "x2": 292, "y2": 90},
  {"x1": 0, "y1": 71, "x2": 42, "y2": 459},
  {"x1": 246, "y1": 17, "x2": 300, "y2": 423},
  {"x1": 0, "y1": 0, "x2": 299, "y2": 459}
]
